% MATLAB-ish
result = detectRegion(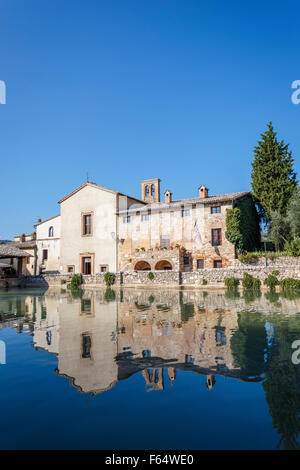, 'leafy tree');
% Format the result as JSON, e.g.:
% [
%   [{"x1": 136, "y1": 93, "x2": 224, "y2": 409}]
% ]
[
  {"x1": 251, "y1": 122, "x2": 297, "y2": 219},
  {"x1": 225, "y1": 195, "x2": 260, "y2": 253},
  {"x1": 268, "y1": 211, "x2": 290, "y2": 251},
  {"x1": 287, "y1": 188, "x2": 300, "y2": 238}
]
